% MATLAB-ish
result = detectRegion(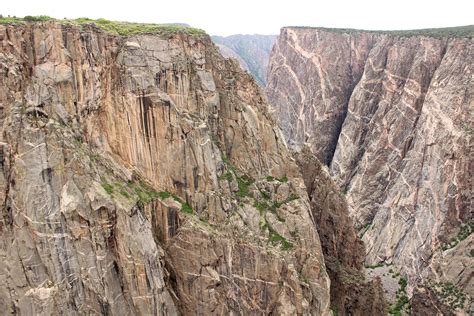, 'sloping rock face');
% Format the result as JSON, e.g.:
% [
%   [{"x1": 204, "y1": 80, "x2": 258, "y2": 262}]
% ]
[
  {"x1": 267, "y1": 26, "x2": 473, "y2": 314},
  {"x1": 0, "y1": 22, "x2": 335, "y2": 314},
  {"x1": 212, "y1": 34, "x2": 276, "y2": 86}
]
